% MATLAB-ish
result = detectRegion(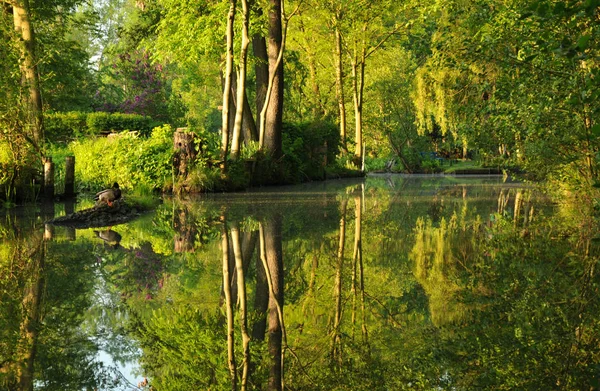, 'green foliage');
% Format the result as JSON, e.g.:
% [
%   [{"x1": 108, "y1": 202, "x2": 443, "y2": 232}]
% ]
[
  {"x1": 281, "y1": 120, "x2": 340, "y2": 182},
  {"x1": 66, "y1": 124, "x2": 174, "y2": 191},
  {"x1": 86, "y1": 112, "x2": 155, "y2": 137},
  {"x1": 45, "y1": 111, "x2": 157, "y2": 143},
  {"x1": 45, "y1": 111, "x2": 88, "y2": 142}
]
